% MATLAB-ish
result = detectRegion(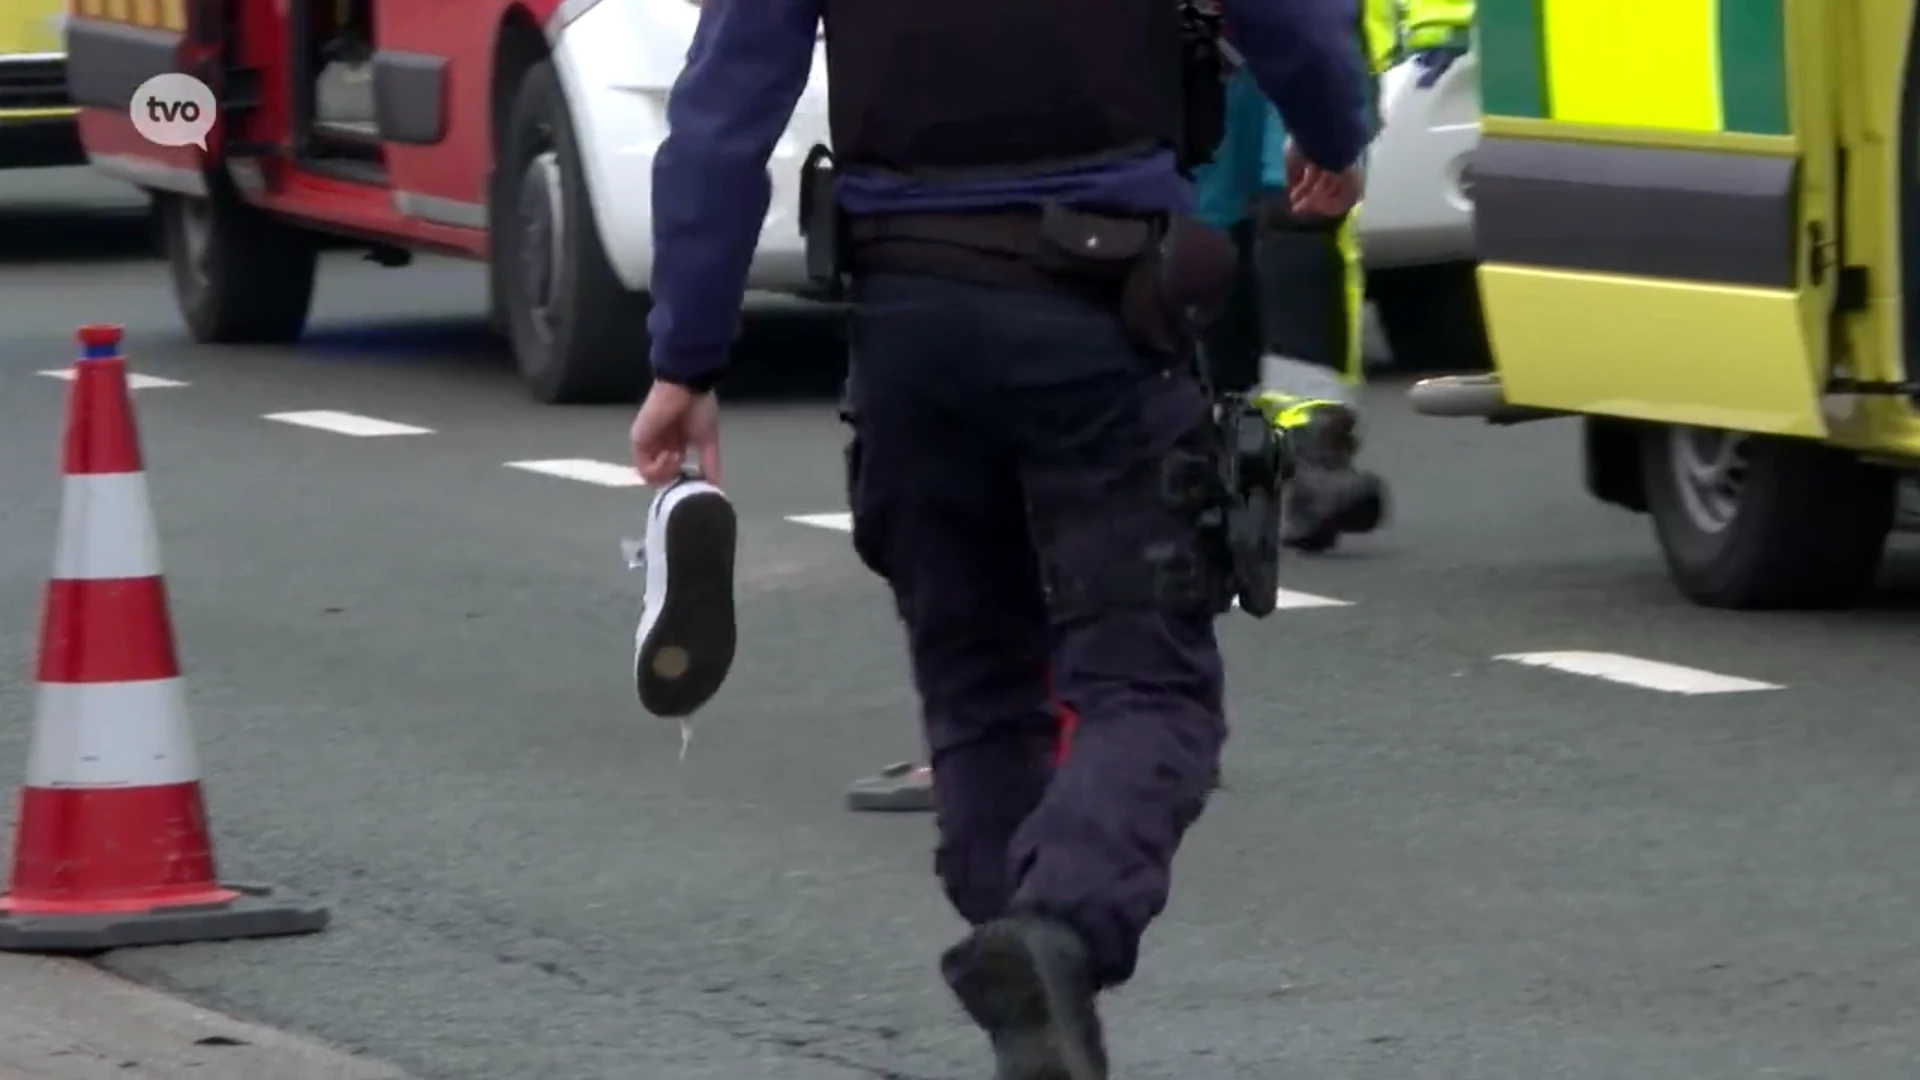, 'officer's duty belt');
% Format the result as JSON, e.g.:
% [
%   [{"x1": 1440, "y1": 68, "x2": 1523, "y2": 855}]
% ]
[{"x1": 847, "y1": 211, "x2": 1140, "y2": 301}]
